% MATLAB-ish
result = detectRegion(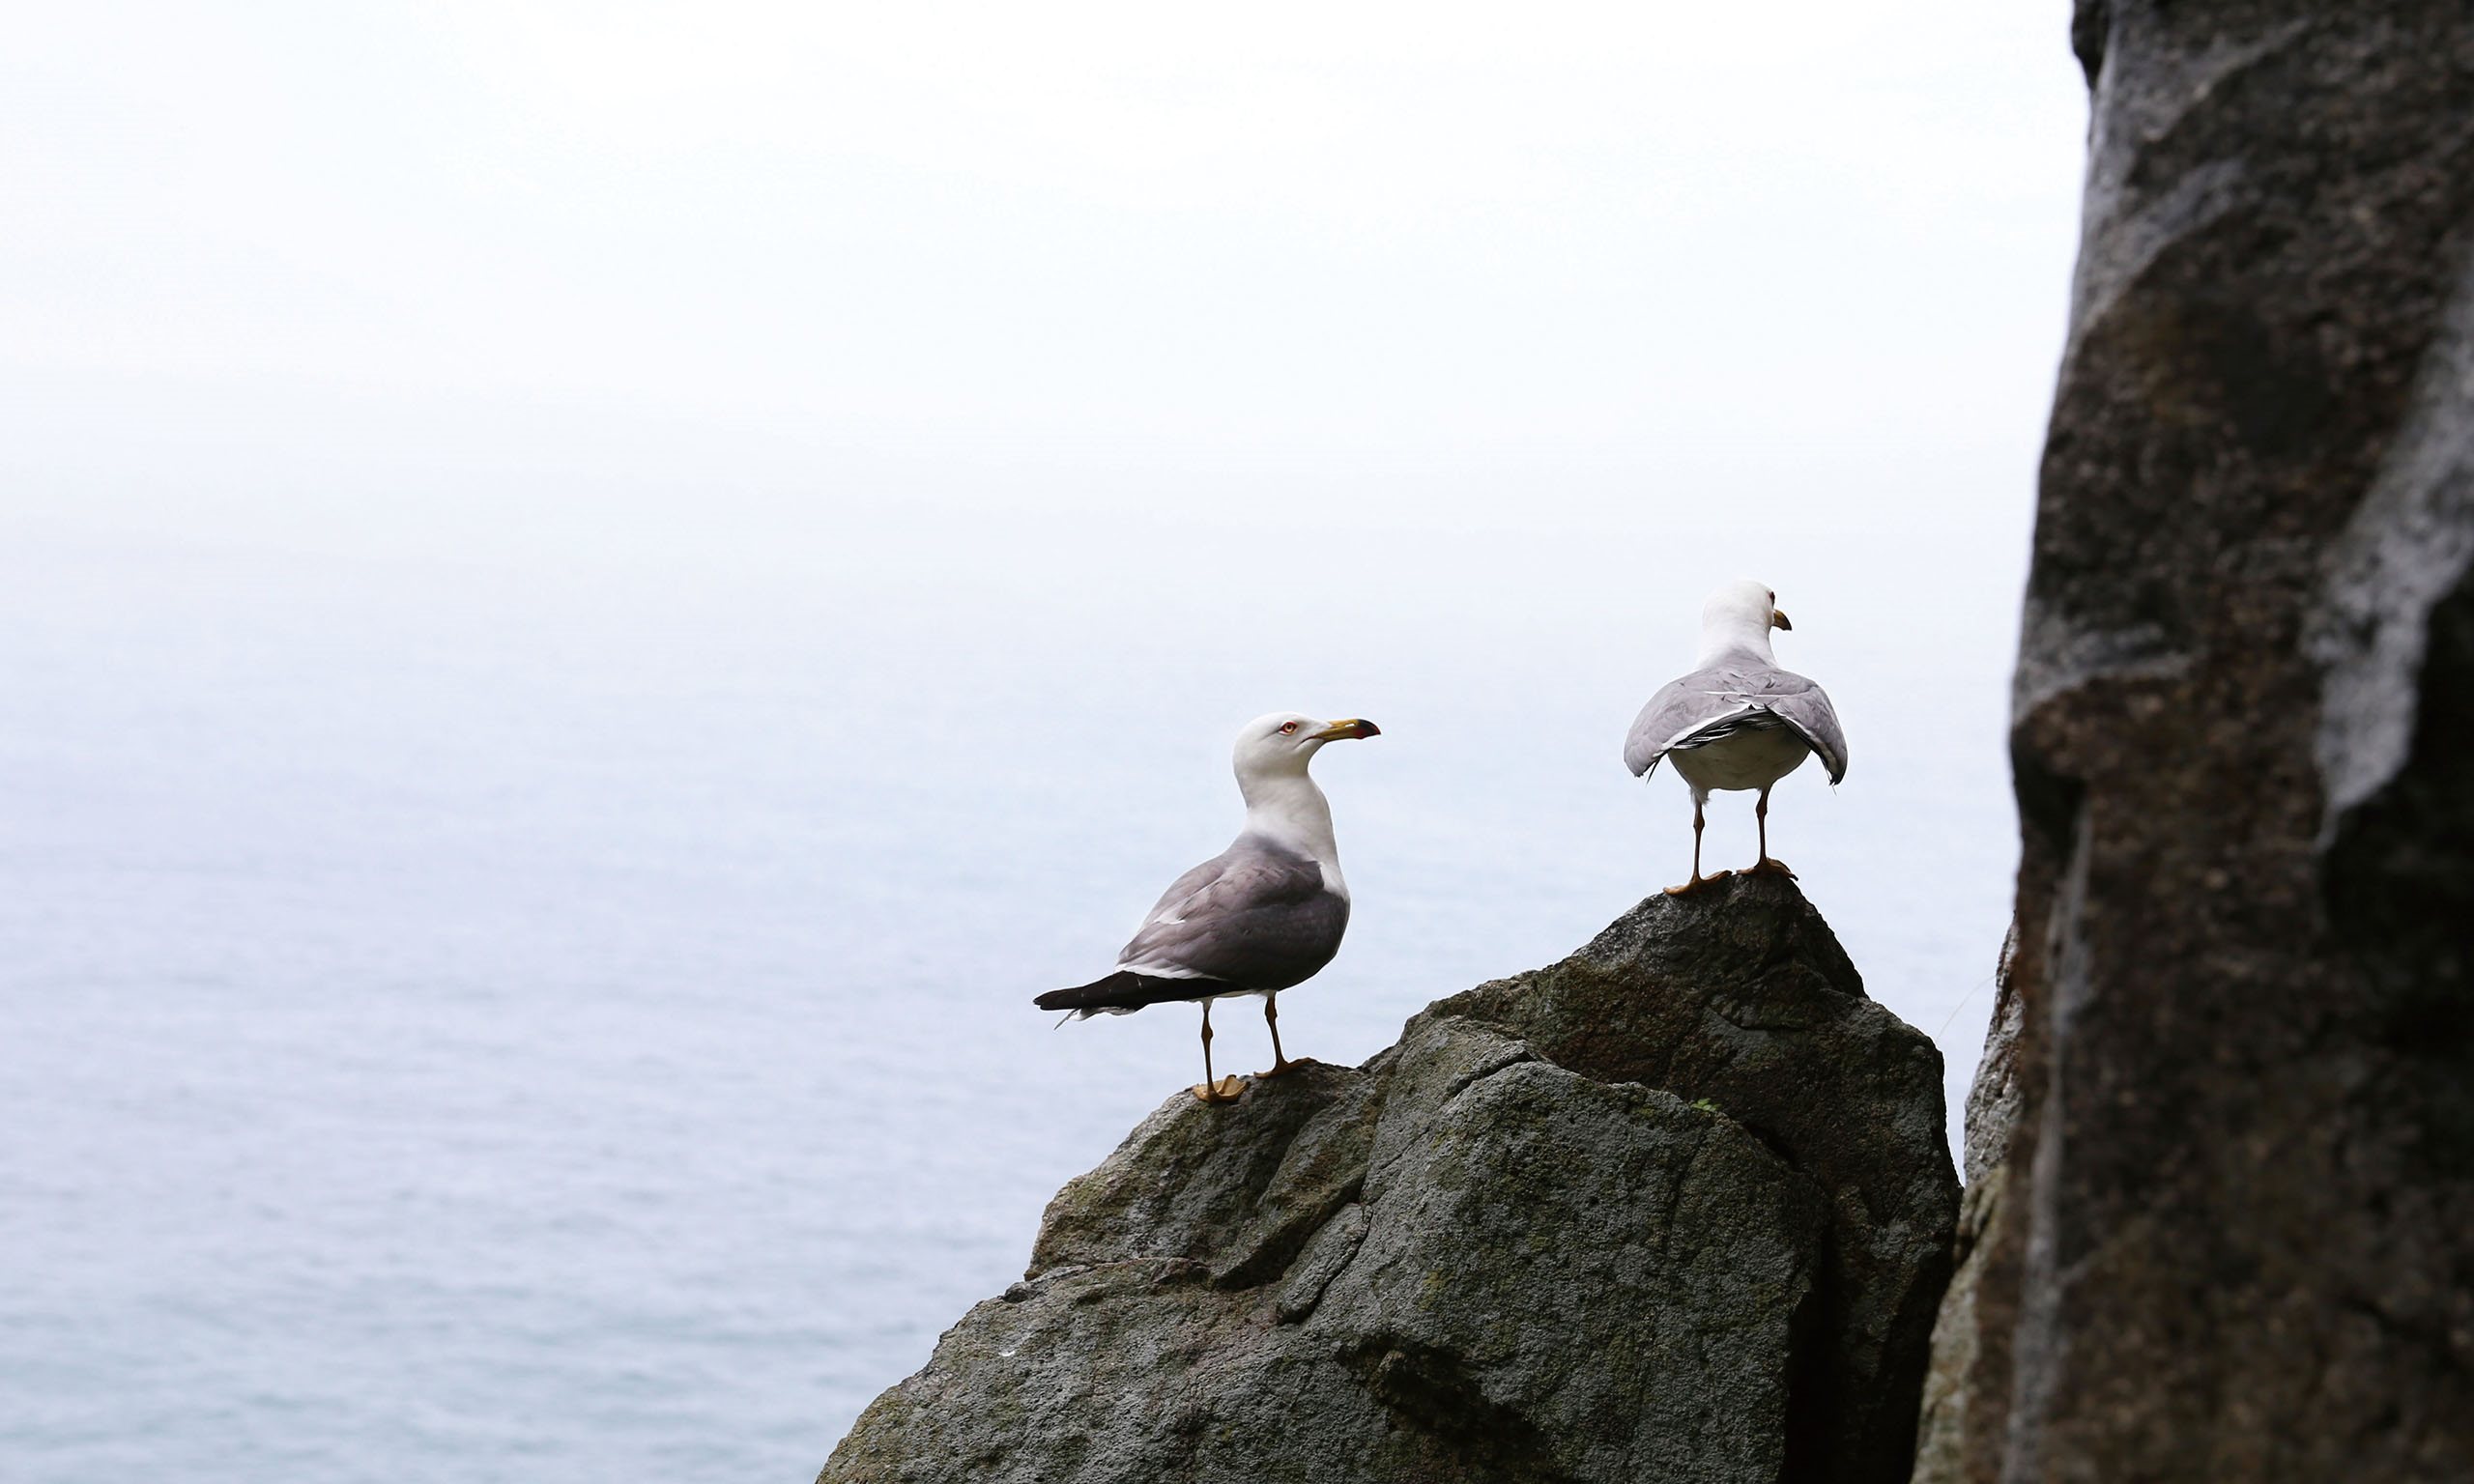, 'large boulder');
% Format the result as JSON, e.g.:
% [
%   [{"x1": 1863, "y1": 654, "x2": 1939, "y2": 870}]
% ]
[
  {"x1": 1434, "y1": 876, "x2": 1960, "y2": 1484},
  {"x1": 1920, "y1": 4, "x2": 2474, "y2": 1480},
  {"x1": 819, "y1": 875, "x2": 1956, "y2": 1484}
]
